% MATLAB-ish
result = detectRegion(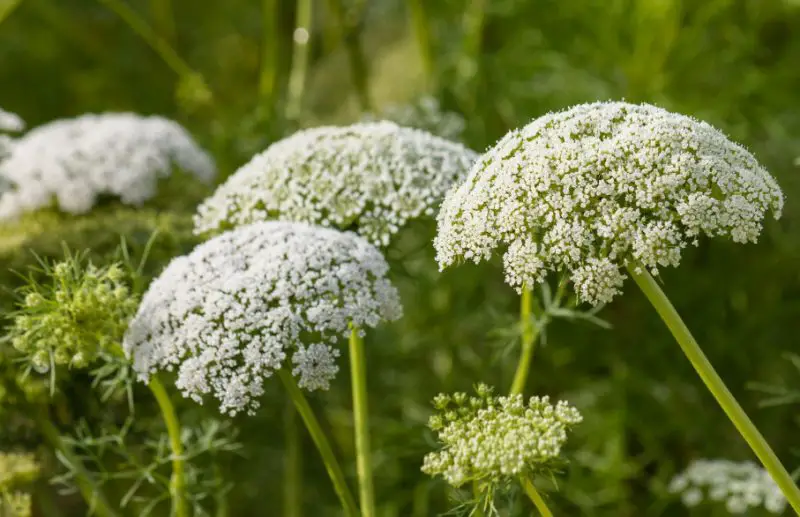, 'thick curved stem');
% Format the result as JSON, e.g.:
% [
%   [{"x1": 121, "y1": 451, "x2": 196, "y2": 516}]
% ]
[
  {"x1": 148, "y1": 377, "x2": 188, "y2": 517},
  {"x1": 628, "y1": 265, "x2": 800, "y2": 514},
  {"x1": 258, "y1": 0, "x2": 280, "y2": 108},
  {"x1": 349, "y1": 327, "x2": 376, "y2": 517},
  {"x1": 36, "y1": 411, "x2": 121, "y2": 517},
  {"x1": 278, "y1": 370, "x2": 360, "y2": 517},
  {"x1": 510, "y1": 285, "x2": 540, "y2": 395},
  {"x1": 519, "y1": 475, "x2": 553, "y2": 517}
]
